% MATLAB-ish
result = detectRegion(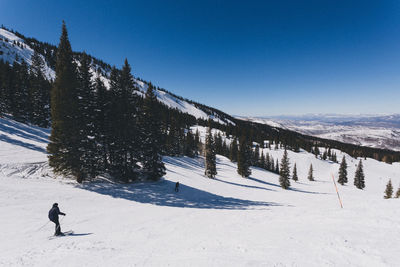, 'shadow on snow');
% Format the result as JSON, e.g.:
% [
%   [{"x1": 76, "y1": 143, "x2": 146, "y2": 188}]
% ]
[
  {"x1": 78, "y1": 179, "x2": 280, "y2": 210},
  {"x1": 0, "y1": 134, "x2": 47, "y2": 153}
]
